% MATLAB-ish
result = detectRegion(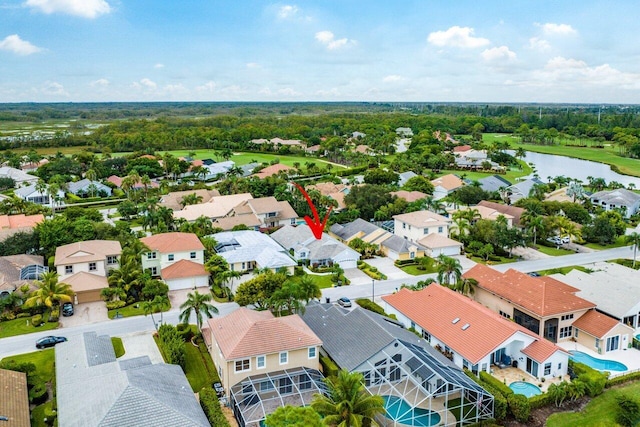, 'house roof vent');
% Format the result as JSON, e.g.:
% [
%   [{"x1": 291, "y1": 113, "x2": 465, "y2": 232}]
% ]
[
  {"x1": 462, "y1": 323, "x2": 470, "y2": 331},
  {"x1": 452, "y1": 317, "x2": 460, "y2": 324}
]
